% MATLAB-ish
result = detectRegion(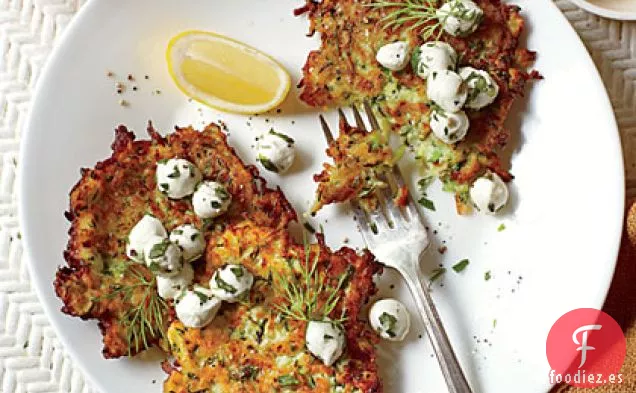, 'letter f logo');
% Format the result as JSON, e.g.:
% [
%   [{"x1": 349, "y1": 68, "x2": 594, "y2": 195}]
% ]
[{"x1": 573, "y1": 324, "x2": 602, "y2": 368}]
